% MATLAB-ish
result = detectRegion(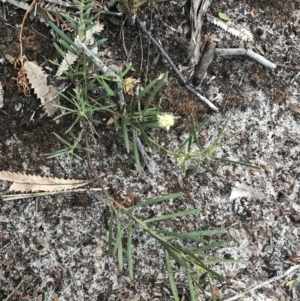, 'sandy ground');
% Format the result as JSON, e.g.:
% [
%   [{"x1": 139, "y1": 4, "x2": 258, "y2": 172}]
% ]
[{"x1": 1, "y1": 0, "x2": 300, "y2": 300}]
